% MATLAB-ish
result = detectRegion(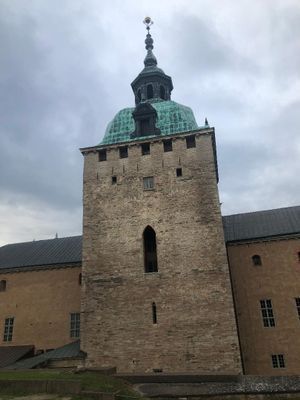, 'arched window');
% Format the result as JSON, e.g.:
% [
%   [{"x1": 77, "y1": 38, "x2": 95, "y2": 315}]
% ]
[
  {"x1": 160, "y1": 85, "x2": 165, "y2": 100},
  {"x1": 137, "y1": 89, "x2": 141, "y2": 102},
  {"x1": 143, "y1": 226, "x2": 158, "y2": 273},
  {"x1": 147, "y1": 84, "x2": 153, "y2": 99},
  {"x1": 252, "y1": 255, "x2": 262, "y2": 266}
]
